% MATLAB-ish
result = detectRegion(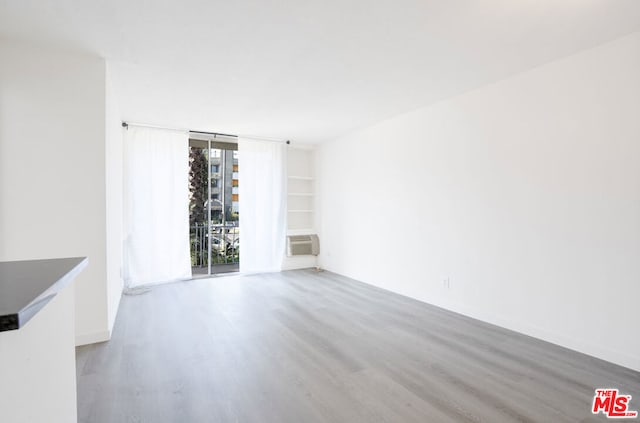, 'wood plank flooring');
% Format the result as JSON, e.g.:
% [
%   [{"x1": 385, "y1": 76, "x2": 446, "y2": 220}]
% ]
[{"x1": 76, "y1": 269, "x2": 639, "y2": 422}]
